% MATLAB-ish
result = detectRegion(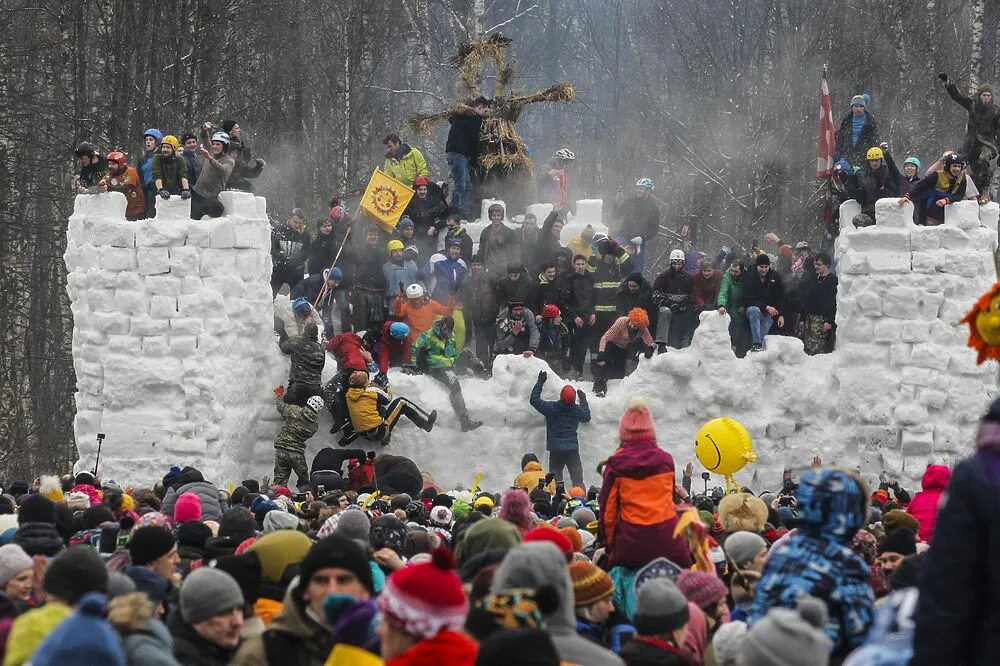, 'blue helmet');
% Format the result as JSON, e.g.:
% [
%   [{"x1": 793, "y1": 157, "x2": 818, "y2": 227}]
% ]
[
  {"x1": 325, "y1": 267, "x2": 343, "y2": 282},
  {"x1": 143, "y1": 128, "x2": 163, "y2": 142},
  {"x1": 292, "y1": 298, "x2": 312, "y2": 315},
  {"x1": 388, "y1": 322, "x2": 410, "y2": 339},
  {"x1": 834, "y1": 159, "x2": 851, "y2": 172}
]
